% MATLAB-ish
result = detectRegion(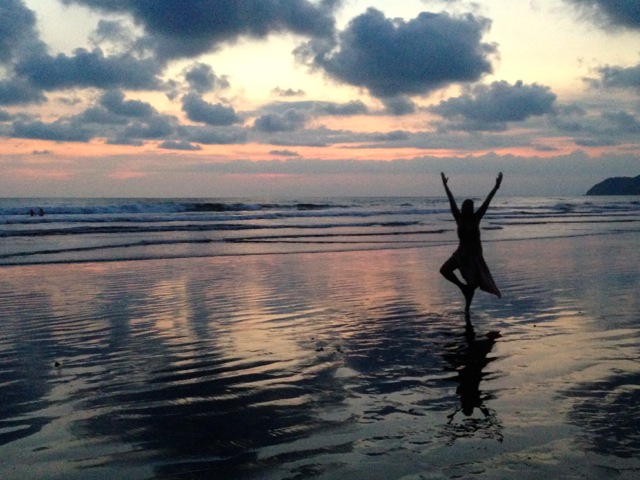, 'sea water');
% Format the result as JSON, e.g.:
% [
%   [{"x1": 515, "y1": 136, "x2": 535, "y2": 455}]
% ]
[
  {"x1": 2, "y1": 196, "x2": 639, "y2": 265},
  {"x1": 1, "y1": 196, "x2": 640, "y2": 479}
]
